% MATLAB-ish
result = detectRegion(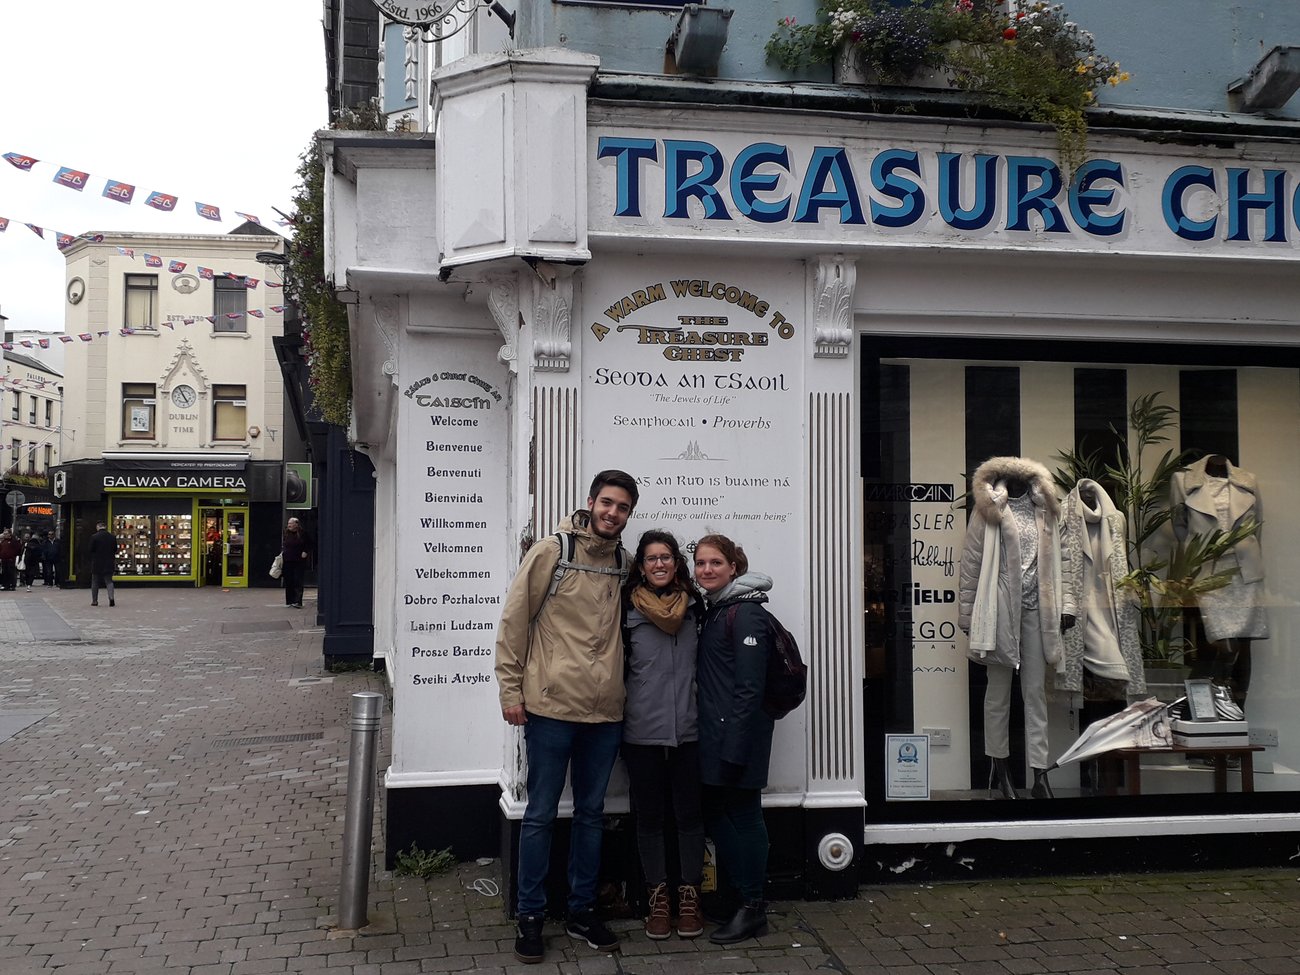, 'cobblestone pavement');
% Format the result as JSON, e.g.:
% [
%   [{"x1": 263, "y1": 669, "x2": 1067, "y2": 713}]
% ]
[{"x1": 3, "y1": 583, "x2": 1300, "y2": 973}]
